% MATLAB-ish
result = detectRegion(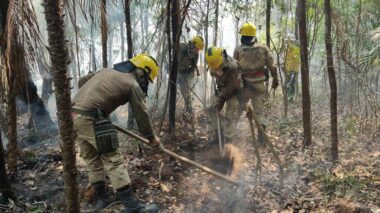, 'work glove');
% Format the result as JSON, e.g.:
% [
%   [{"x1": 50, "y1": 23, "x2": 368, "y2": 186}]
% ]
[{"x1": 272, "y1": 77, "x2": 279, "y2": 89}]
